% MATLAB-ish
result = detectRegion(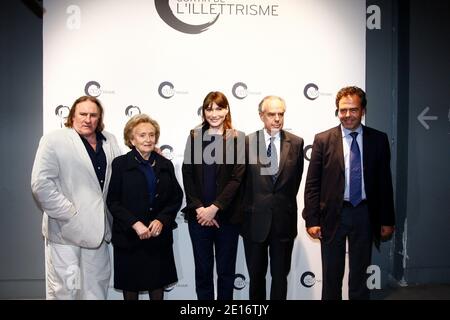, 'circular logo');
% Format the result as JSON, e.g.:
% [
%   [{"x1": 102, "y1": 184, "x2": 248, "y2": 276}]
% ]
[
  {"x1": 55, "y1": 105, "x2": 70, "y2": 117},
  {"x1": 304, "y1": 83, "x2": 319, "y2": 100},
  {"x1": 160, "y1": 144, "x2": 174, "y2": 160},
  {"x1": 232, "y1": 82, "x2": 248, "y2": 100},
  {"x1": 84, "y1": 81, "x2": 102, "y2": 97},
  {"x1": 158, "y1": 81, "x2": 175, "y2": 99},
  {"x1": 300, "y1": 271, "x2": 316, "y2": 288},
  {"x1": 304, "y1": 144, "x2": 313, "y2": 162},
  {"x1": 155, "y1": 0, "x2": 220, "y2": 34},
  {"x1": 125, "y1": 105, "x2": 141, "y2": 117},
  {"x1": 233, "y1": 274, "x2": 247, "y2": 290},
  {"x1": 164, "y1": 283, "x2": 176, "y2": 292},
  {"x1": 55, "y1": 105, "x2": 70, "y2": 128}
]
